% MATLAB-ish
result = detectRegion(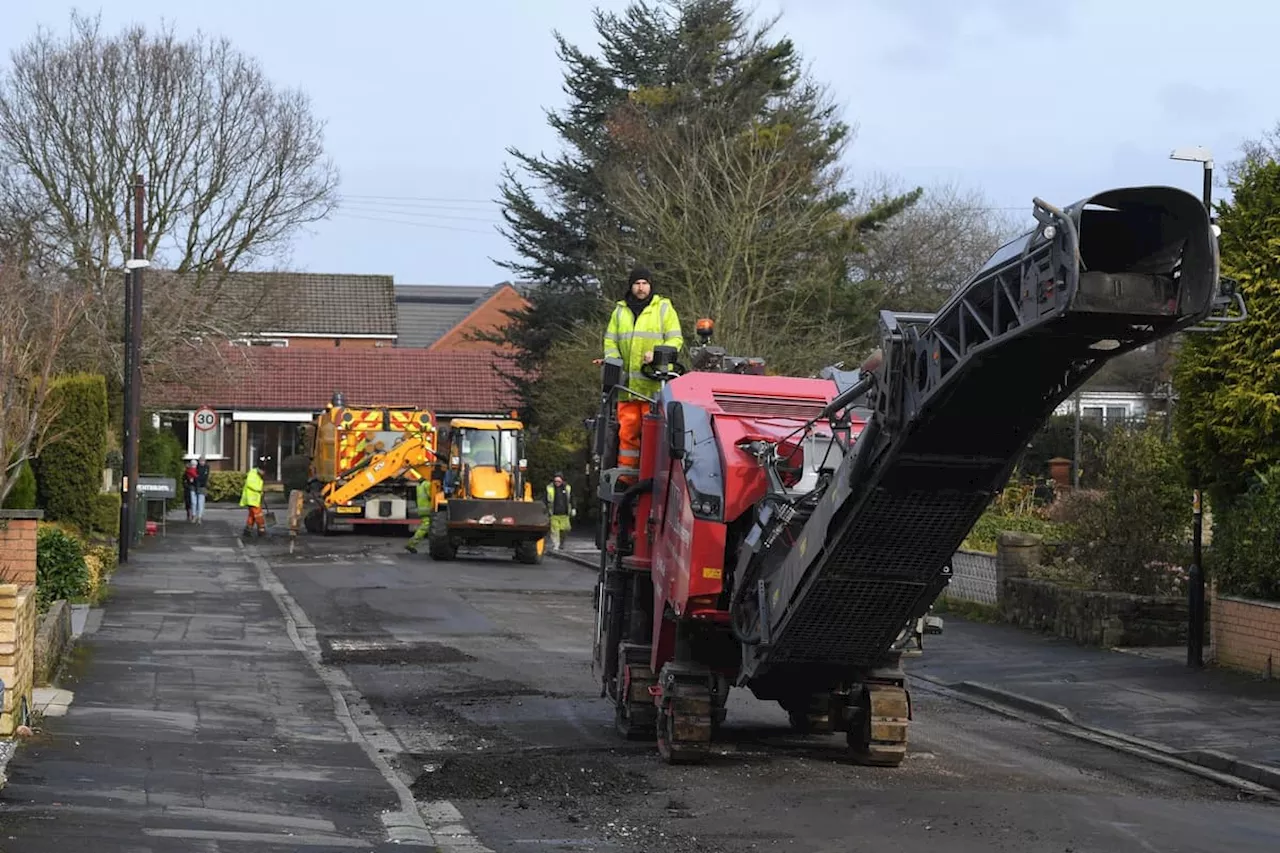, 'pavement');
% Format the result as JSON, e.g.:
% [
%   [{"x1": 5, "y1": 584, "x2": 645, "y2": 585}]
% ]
[
  {"x1": 3, "y1": 514, "x2": 1280, "y2": 851},
  {"x1": 554, "y1": 528, "x2": 1280, "y2": 791},
  {"x1": 0, "y1": 508, "x2": 436, "y2": 852}
]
